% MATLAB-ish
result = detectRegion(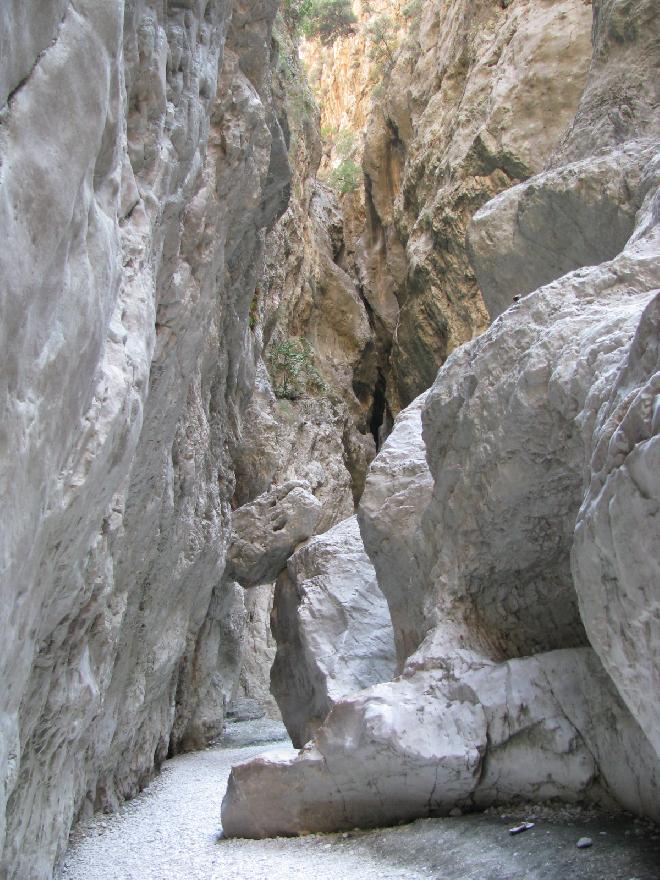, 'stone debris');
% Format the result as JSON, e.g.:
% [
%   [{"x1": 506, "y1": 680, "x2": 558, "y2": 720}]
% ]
[
  {"x1": 577, "y1": 837, "x2": 594, "y2": 849},
  {"x1": 509, "y1": 822, "x2": 535, "y2": 835}
]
